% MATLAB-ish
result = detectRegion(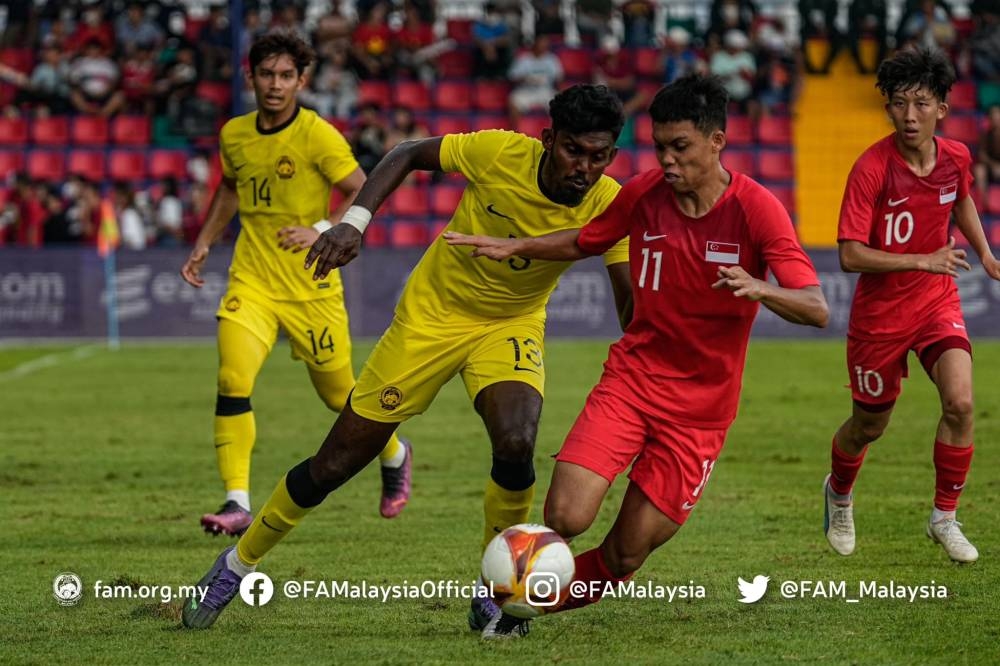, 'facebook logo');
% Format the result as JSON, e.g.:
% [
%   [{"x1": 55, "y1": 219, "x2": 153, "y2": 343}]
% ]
[{"x1": 239, "y1": 572, "x2": 274, "y2": 607}]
